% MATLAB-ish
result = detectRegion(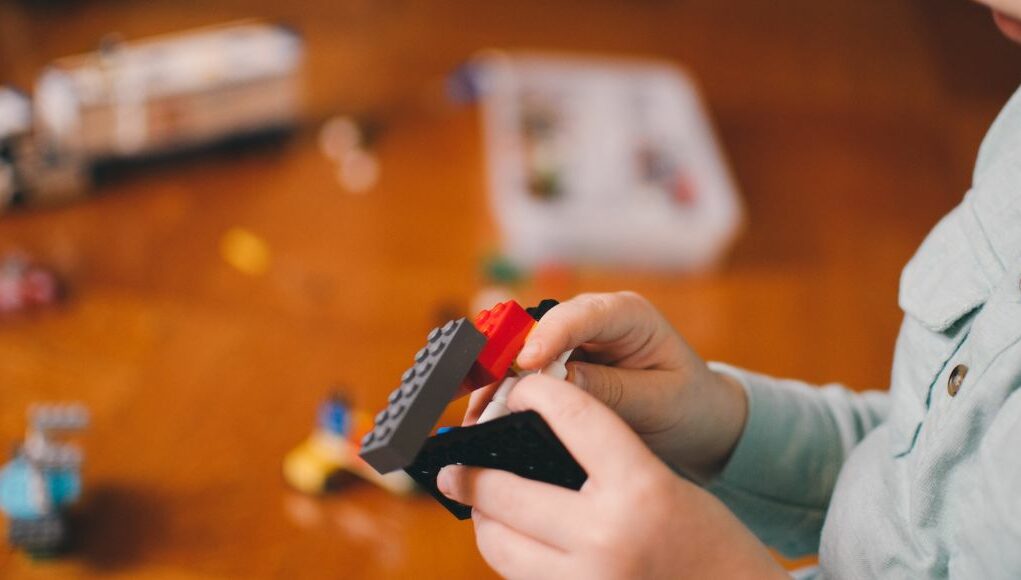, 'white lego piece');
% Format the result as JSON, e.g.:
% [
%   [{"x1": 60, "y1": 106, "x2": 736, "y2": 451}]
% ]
[
  {"x1": 477, "y1": 349, "x2": 574, "y2": 423},
  {"x1": 541, "y1": 349, "x2": 573, "y2": 381},
  {"x1": 0, "y1": 87, "x2": 31, "y2": 138},
  {"x1": 25, "y1": 465, "x2": 52, "y2": 515},
  {"x1": 23, "y1": 403, "x2": 89, "y2": 469},
  {"x1": 477, "y1": 375, "x2": 519, "y2": 424}
]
